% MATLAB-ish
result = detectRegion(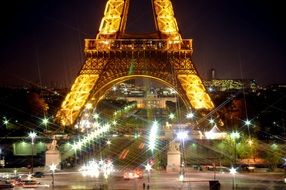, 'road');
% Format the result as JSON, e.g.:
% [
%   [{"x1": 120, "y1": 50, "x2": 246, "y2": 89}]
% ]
[{"x1": 10, "y1": 170, "x2": 286, "y2": 190}]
